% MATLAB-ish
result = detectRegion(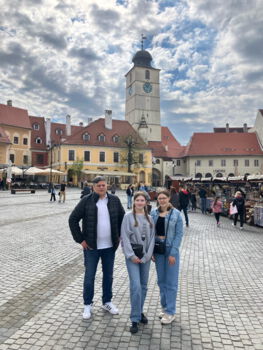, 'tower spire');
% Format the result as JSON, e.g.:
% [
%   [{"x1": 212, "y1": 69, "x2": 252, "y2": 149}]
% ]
[{"x1": 141, "y1": 34, "x2": 147, "y2": 50}]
